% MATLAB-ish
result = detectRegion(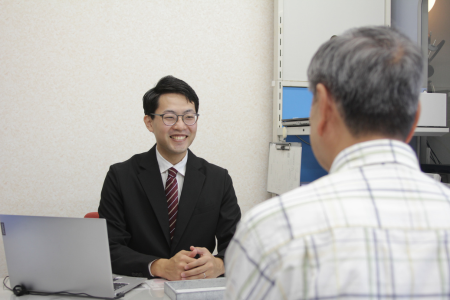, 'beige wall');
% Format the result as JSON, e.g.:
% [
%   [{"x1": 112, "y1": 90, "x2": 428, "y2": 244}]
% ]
[{"x1": 0, "y1": 0, "x2": 274, "y2": 278}]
